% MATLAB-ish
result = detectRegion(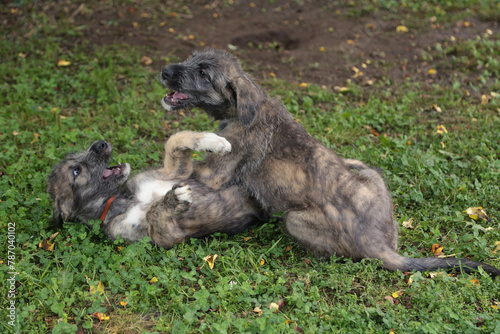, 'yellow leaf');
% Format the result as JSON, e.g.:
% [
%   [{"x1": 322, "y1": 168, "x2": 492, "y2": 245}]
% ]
[
  {"x1": 150, "y1": 277, "x2": 158, "y2": 284},
  {"x1": 407, "y1": 274, "x2": 414, "y2": 286},
  {"x1": 464, "y1": 207, "x2": 488, "y2": 221},
  {"x1": 396, "y1": 25, "x2": 408, "y2": 33},
  {"x1": 440, "y1": 141, "x2": 445, "y2": 149},
  {"x1": 250, "y1": 3, "x2": 255, "y2": 7},
  {"x1": 492, "y1": 241, "x2": 500, "y2": 253},
  {"x1": 402, "y1": 218, "x2": 414, "y2": 229},
  {"x1": 38, "y1": 240, "x2": 54, "y2": 251},
  {"x1": 57, "y1": 59, "x2": 71, "y2": 67},
  {"x1": 347, "y1": 39, "x2": 355, "y2": 45},
  {"x1": 203, "y1": 254, "x2": 219, "y2": 269},
  {"x1": 436, "y1": 125, "x2": 448, "y2": 134},
  {"x1": 90, "y1": 281, "x2": 105, "y2": 295},
  {"x1": 428, "y1": 69, "x2": 437, "y2": 75},
  {"x1": 120, "y1": 298, "x2": 129, "y2": 307},
  {"x1": 243, "y1": 237, "x2": 252, "y2": 242},
  {"x1": 469, "y1": 279, "x2": 480, "y2": 286},
  {"x1": 168, "y1": 28, "x2": 176, "y2": 33},
  {"x1": 390, "y1": 330, "x2": 395, "y2": 334},
  {"x1": 94, "y1": 312, "x2": 110, "y2": 321},
  {"x1": 299, "y1": 82, "x2": 308, "y2": 88},
  {"x1": 260, "y1": 258, "x2": 265, "y2": 266},
  {"x1": 319, "y1": 46, "x2": 325, "y2": 52},
  {"x1": 491, "y1": 305, "x2": 499, "y2": 310},
  {"x1": 431, "y1": 244, "x2": 444, "y2": 256},
  {"x1": 269, "y1": 302, "x2": 280, "y2": 312},
  {"x1": 132, "y1": 22, "x2": 139, "y2": 28},
  {"x1": 159, "y1": 21, "x2": 167, "y2": 27},
  {"x1": 432, "y1": 104, "x2": 442, "y2": 112},
  {"x1": 268, "y1": 72, "x2": 276, "y2": 77},
  {"x1": 285, "y1": 319, "x2": 293, "y2": 325},
  {"x1": 481, "y1": 94, "x2": 489, "y2": 105},
  {"x1": 392, "y1": 290, "x2": 403, "y2": 298},
  {"x1": 253, "y1": 306, "x2": 262, "y2": 314},
  {"x1": 117, "y1": 246, "x2": 123, "y2": 251}
]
